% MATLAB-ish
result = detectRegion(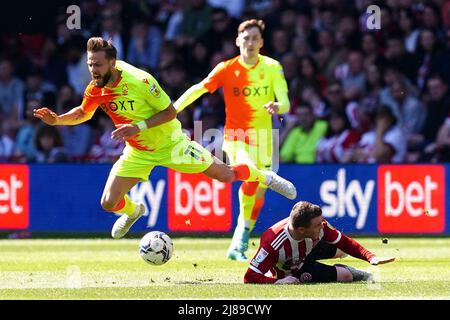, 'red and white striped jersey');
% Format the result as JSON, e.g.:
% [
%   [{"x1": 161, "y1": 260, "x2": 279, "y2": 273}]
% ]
[{"x1": 244, "y1": 217, "x2": 374, "y2": 283}]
